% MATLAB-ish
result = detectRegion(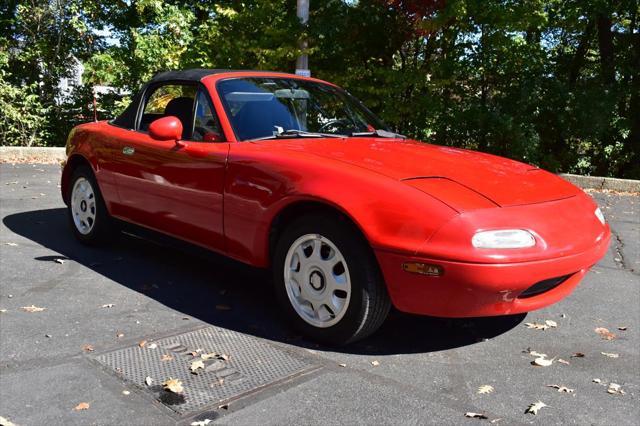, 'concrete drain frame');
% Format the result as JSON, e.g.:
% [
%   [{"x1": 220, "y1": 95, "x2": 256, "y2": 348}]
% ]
[{"x1": 92, "y1": 326, "x2": 320, "y2": 415}]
